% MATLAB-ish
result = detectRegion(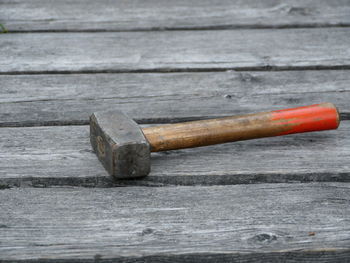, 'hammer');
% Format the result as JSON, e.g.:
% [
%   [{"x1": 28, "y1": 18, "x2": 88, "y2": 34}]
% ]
[{"x1": 90, "y1": 103, "x2": 339, "y2": 179}]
